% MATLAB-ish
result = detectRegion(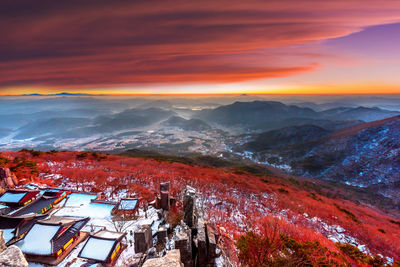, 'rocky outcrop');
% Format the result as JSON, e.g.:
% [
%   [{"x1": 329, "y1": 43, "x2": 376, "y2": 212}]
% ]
[
  {"x1": 0, "y1": 246, "x2": 29, "y2": 267},
  {"x1": 158, "y1": 182, "x2": 171, "y2": 211},
  {"x1": 0, "y1": 167, "x2": 18, "y2": 188},
  {"x1": 196, "y1": 219, "x2": 207, "y2": 267},
  {"x1": 175, "y1": 223, "x2": 193, "y2": 267},
  {"x1": 157, "y1": 226, "x2": 167, "y2": 245},
  {"x1": 142, "y1": 183, "x2": 220, "y2": 267},
  {"x1": 194, "y1": 219, "x2": 218, "y2": 267},
  {"x1": 125, "y1": 253, "x2": 146, "y2": 267},
  {"x1": 142, "y1": 249, "x2": 183, "y2": 267},
  {"x1": 0, "y1": 231, "x2": 6, "y2": 253},
  {"x1": 242, "y1": 116, "x2": 400, "y2": 200},
  {"x1": 183, "y1": 186, "x2": 196, "y2": 228},
  {"x1": 134, "y1": 225, "x2": 153, "y2": 254},
  {"x1": 160, "y1": 191, "x2": 170, "y2": 211},
  {"x1": 206, "y1": 224, "x2": 217, "y2": 260}
]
